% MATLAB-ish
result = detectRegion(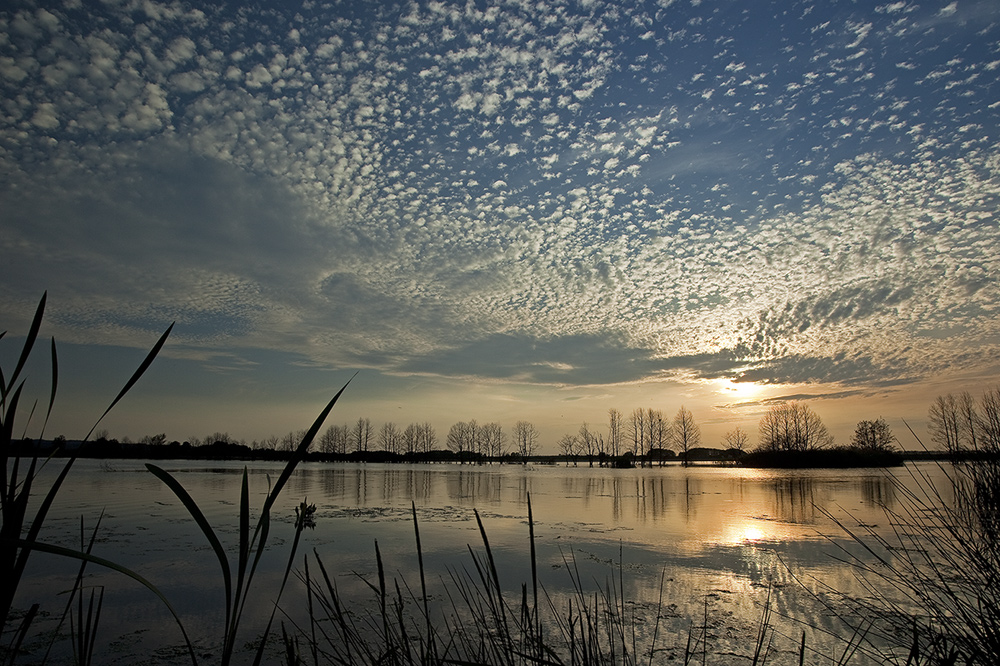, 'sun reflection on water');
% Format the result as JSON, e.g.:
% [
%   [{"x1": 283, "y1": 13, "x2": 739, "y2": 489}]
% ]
[{"x1": 740, "y1": 524, "x2": 766, "y2": 543}]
